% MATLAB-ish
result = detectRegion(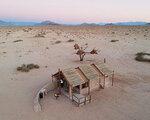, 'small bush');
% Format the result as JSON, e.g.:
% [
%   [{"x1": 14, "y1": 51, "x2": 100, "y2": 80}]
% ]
[
  {"x1": 135, "y1": 52, "x2": 150, "y2": 63},
  {"x1": 13, "y1": 40, "x2": 23, "y2": 43},
  {"x1": 17, "y1": 64, "x2": 40, "y2": 72},
  {"x1": 110, "y1": 40, "x2": 119, "y2": 42},
  {"x1": 34, "y1": 32, "x2": 46, "y2": 38},
  {"x1": 0, "y1": 42, "x2": 6, "y2": 44},
  {"x1": 34, "y1": 64, "x2": 40, "y2": 69},
  {"x1": 35, "y1": 34, "x2": 45, "y2": 38},
  {"x1": 23, "y1": 29, "x2": 29, "y2": 32},
  {"x1": 67, "y1": 39, "x2": 75, "y2": 42},
  {"x1": 125, "y1": 33, "x2": 129, "y2": 35},
  {"x1": 27, "y1": 64, "x2": 35, "y2": 69},
  {"x1": 55, "y1": 40, "x2": 61, "y2": 44}
]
